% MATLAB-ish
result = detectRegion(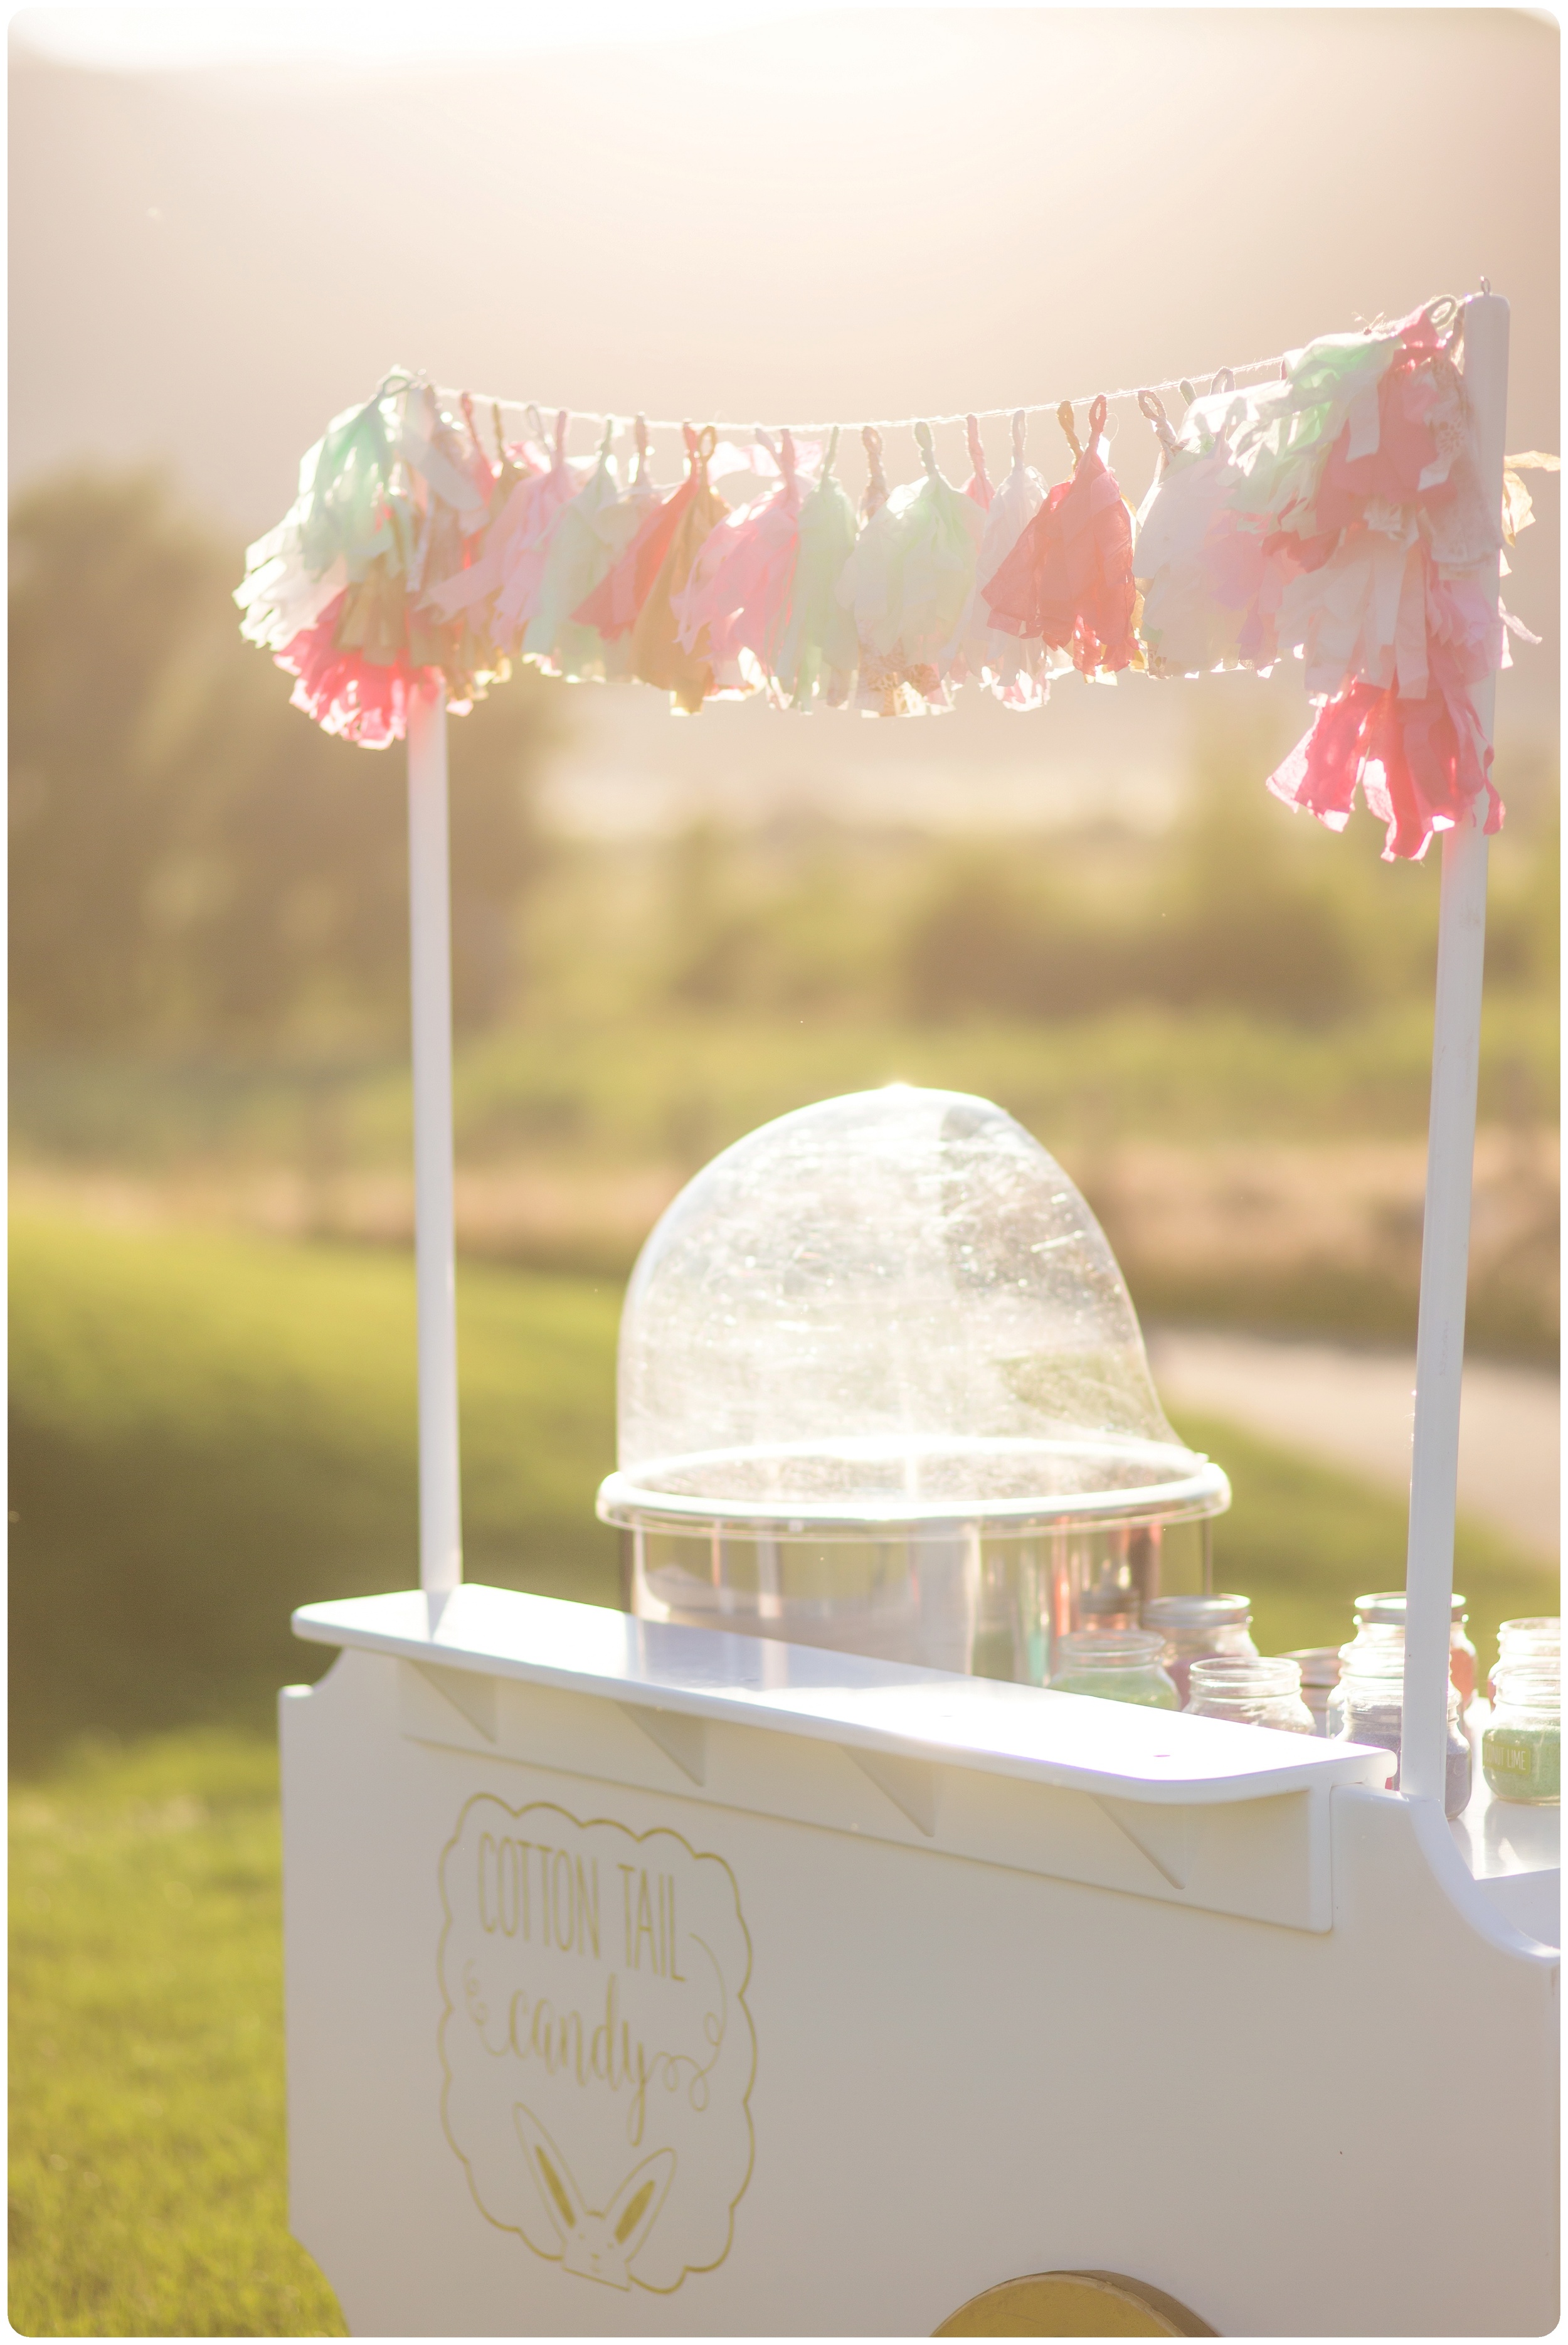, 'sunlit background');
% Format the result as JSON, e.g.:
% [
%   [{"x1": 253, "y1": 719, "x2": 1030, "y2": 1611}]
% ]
[{"x1": 8, "y1": 11, "x2": 1560, "y2": 2324}]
